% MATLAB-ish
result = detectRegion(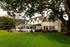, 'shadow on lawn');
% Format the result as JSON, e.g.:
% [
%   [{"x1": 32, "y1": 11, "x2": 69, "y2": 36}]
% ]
[
  {"x1": 22, "y1": 32, "x2": 70, "y2": 45},
  {"x1": 41, "y1": 32, "x2": 70, "y2": 45}
]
